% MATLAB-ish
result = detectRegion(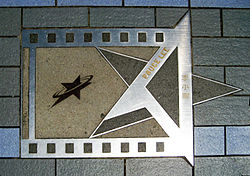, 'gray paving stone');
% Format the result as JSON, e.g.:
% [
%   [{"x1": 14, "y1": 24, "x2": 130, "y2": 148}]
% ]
[
  {"x1": 191, "y1": 0, "x2": 250, "y2": 8},
  {"x1": 194, "y1": 97, "x2": 250, "y2": 125},
  {"x1": 227, "y1": 126, "x2": 250, "y2": 155},
  {"x1": 195, "y1": 127, "x2": 224, "y2": 156},
  {"x1": 0, "y1": 38, "x2": 20, "y2": 66},
  {"x1": 0, "y1": 128, "x2": 19, "y2": 157},
  {"x1": 192, "y1": 75, "x2": 237, "y2": 105},
  {"x1": 193, "y1": 38, "x2": 250, "y2": 65},
  {"x1": 223, "y1": 10, "x2": 250, "y2": 37},
  {"x1": 156, "y1": 8, "x2": 188, "y2": 28},
  {"x1": 23, "y1": 8, "x2": 88, "y2": 27},
  {"x1": 125, "y1": 0, "x2": 188, "y2": 7},
  {"x1": 191, "y1": 9, "x2": 221, "y2": 36},
  {"x1": 90, "y1": 8, "x2": 154, "y2": 27},
  {"x1": 0, "y1": 159, "x2": 55, "y2": 176},
  {"x1": 57, "y1": 159, "x2": 124, "y2": 176},
  {"x1": 0, "y1": 0, "x2": 54, "y2": 6},
  {"x1": 193, "y1": 66, "x2": 224, "y2": 82},
  {"x1": 195, "y1": 157, "x2": 250, "y2": 176},
  {"x1": 126, "y1": 158, "x2": 192, "y2": 176},
  {"x1": 0, "y1": 8, "x2": 21, "y2": 36},
  {"x1": 226, "y1": 67, "x2": 250, "y2": 95},
  {"x1": 0, "y1": 68, "x2": 19, "y2": 96},
  {"x1": 0, "y1": 98, "x2": 19, "y2": 126}
]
